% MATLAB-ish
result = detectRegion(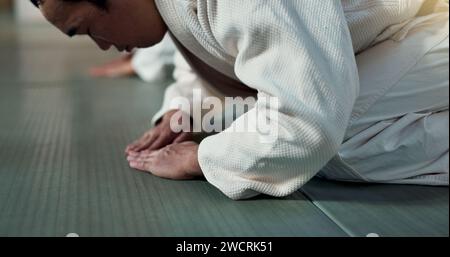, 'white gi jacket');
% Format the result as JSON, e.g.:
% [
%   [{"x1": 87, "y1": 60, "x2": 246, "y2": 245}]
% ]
[{"x1": 153, "y1": 0, "x2": 449, "y2": 199}]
